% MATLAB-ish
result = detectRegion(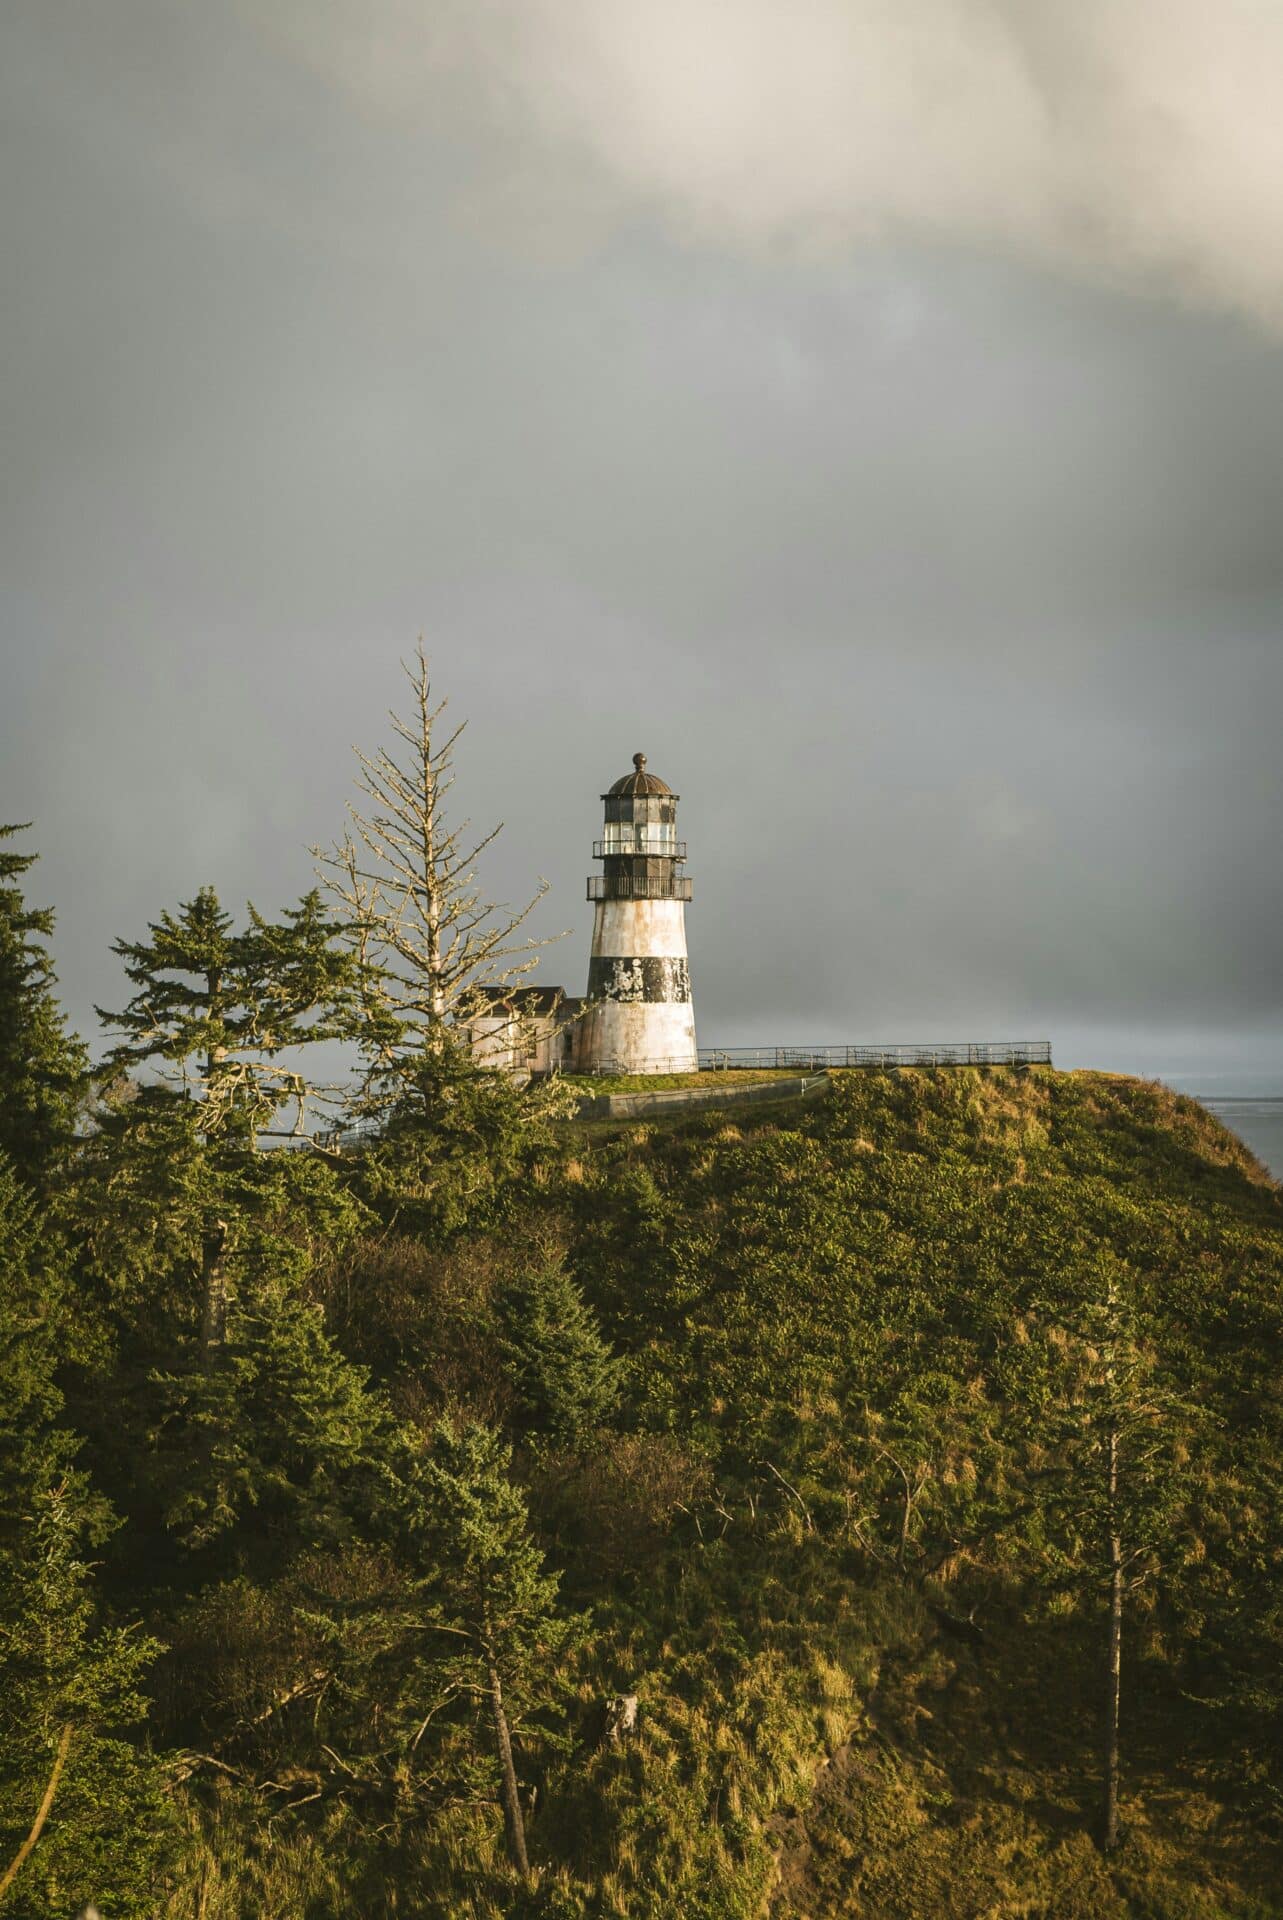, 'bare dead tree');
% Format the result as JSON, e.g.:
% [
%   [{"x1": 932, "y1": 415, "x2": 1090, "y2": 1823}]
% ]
[{"x1": 316, "y1": 645, "x2": 566, "y2": 1110}]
